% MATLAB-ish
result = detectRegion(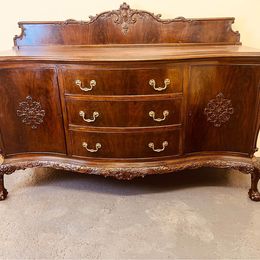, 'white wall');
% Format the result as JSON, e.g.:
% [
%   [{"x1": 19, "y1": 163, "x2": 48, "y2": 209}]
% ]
[{"x1": 0, "y1": 0, "x2": 260, "y2": 154}]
